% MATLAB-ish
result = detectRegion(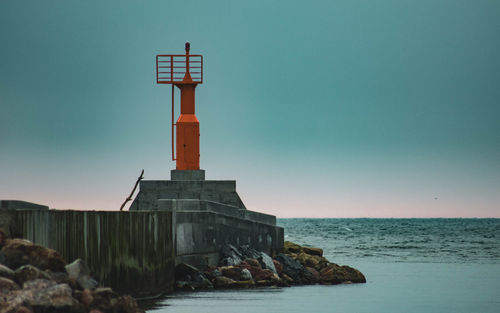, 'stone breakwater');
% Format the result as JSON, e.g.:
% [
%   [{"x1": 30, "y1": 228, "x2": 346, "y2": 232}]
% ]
[
  {"x1": 0, "y1": 237, "x2": 143, "y2": 313},
  {"x1": 174, "y1": 241, "x2": 366, "y2": 290}
]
